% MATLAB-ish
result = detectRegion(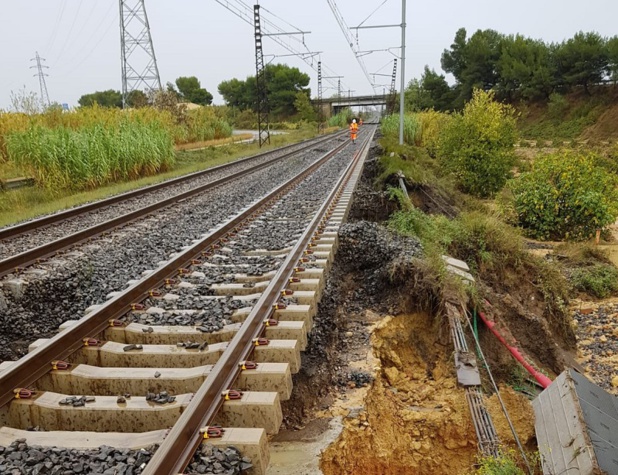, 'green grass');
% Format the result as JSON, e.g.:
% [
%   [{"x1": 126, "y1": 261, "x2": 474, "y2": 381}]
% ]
[
  {"x1": 473, "y1": 451, "x2": 526, "y2": 475},
  {"x1": 0, "y1": 160, "x2": 29, "y2": 180},
  {"x1": 571, "y1": 264, "x2": 618, "y2": 298},
  {"x1": 0, "y1": 127, "x2": 318, "y2": 228},
  {"x1": 518, "y1": 96, "x2": 606, "y2": 140}
]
